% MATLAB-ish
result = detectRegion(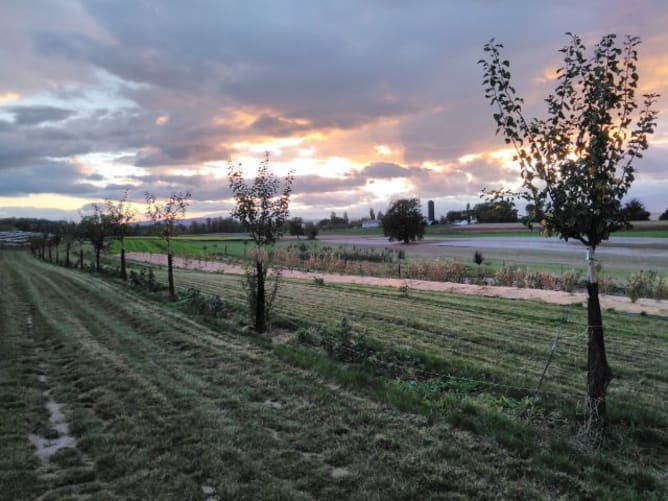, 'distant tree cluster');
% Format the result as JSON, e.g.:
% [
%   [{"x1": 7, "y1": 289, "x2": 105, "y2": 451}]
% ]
[
  {"x1": 622, "y1": 199, "x2": 650, "y2": 221},
  {"x1": 318, "y1": 211, "x2": 351, "y2": 230},
  {"x1": 382, "y1": 198, "x2": 425, "y2": 244},
  {"x1": 0, "y1": 217, "x2": 76, "y2": 234}
]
